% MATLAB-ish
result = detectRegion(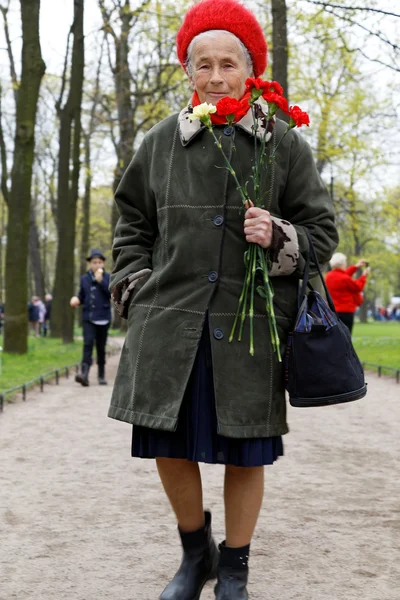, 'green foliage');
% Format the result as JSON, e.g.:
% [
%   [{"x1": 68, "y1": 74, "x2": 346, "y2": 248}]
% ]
[
  {"x1": 287, "y1": 6, "x2": 398, "y2": 307},
  {"x1": 353, "y1": 322, "x2": 400, "y2": 369},
  {"x1": 289, "y1": 8, "x2": 385, "y2": 177}
]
